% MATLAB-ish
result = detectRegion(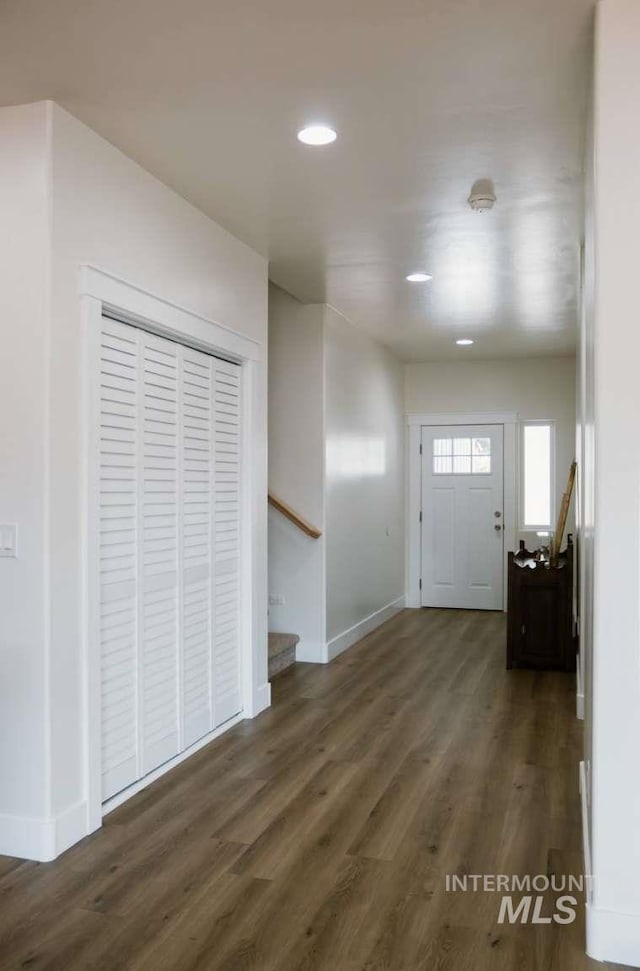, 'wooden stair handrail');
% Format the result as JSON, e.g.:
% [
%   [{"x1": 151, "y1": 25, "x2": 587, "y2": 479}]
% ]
[{"x1": 268, "y1": 493, "x2": 322, "y2": 539}]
